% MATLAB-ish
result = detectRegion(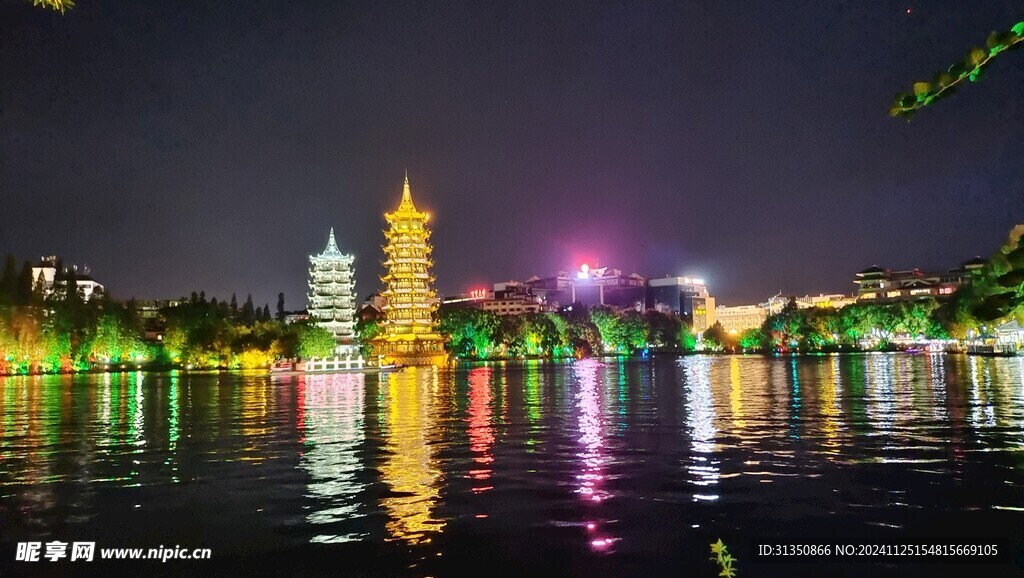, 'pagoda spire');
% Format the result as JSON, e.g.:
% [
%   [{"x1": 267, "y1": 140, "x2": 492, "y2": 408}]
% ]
[
  {"x1": 326, "y1": 227, "x2": 339, "y2": 252},
  {"x1": 400, "y1": 171, "x2": 416, "y2": 211}
]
